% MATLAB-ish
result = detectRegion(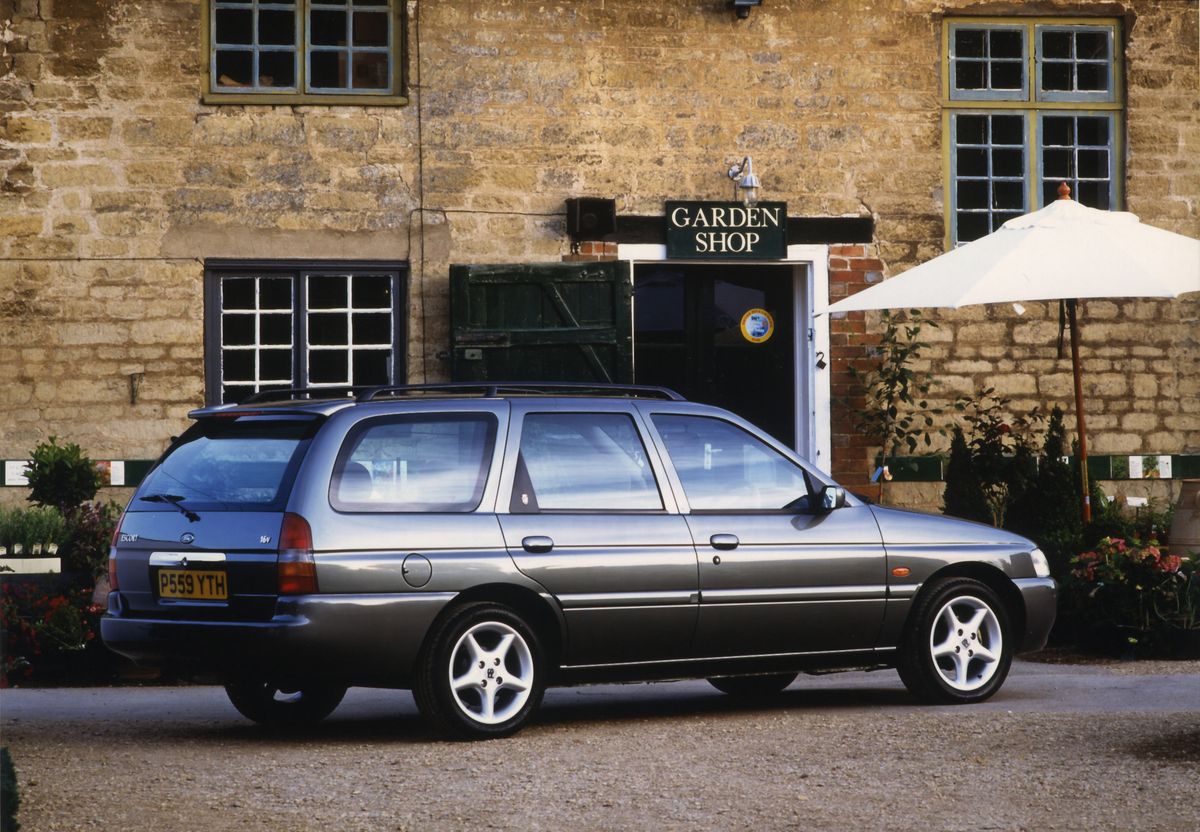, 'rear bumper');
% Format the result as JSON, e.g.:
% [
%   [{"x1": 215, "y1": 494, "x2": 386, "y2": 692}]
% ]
[
  {"x1": 1013, "y1": 577, "x2": 1057, "y2": 654},
  {"x1": 101, "y1": 591, "x2": 455, "y2": 686}
]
